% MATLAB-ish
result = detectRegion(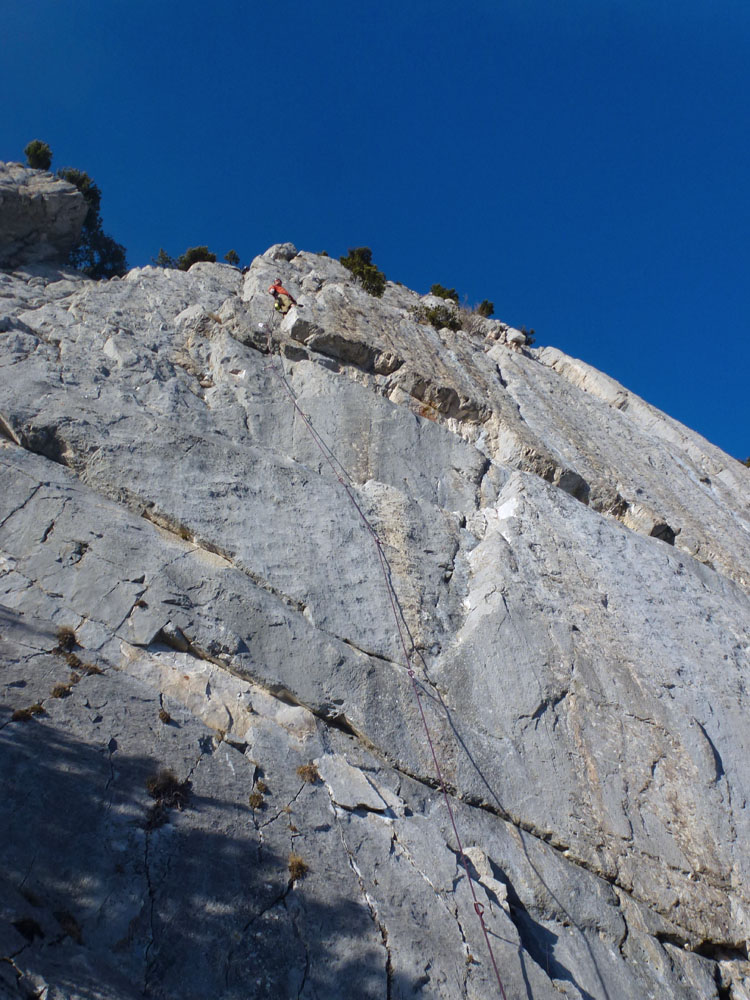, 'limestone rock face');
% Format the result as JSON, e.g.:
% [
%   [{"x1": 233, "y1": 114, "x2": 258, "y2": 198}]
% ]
[
  {"x1": 0, "y1": 231, "x2": 748, "y2": 999},
  {"x1": 0, "y1": 162, "x2": 87, "y2": 268}
]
